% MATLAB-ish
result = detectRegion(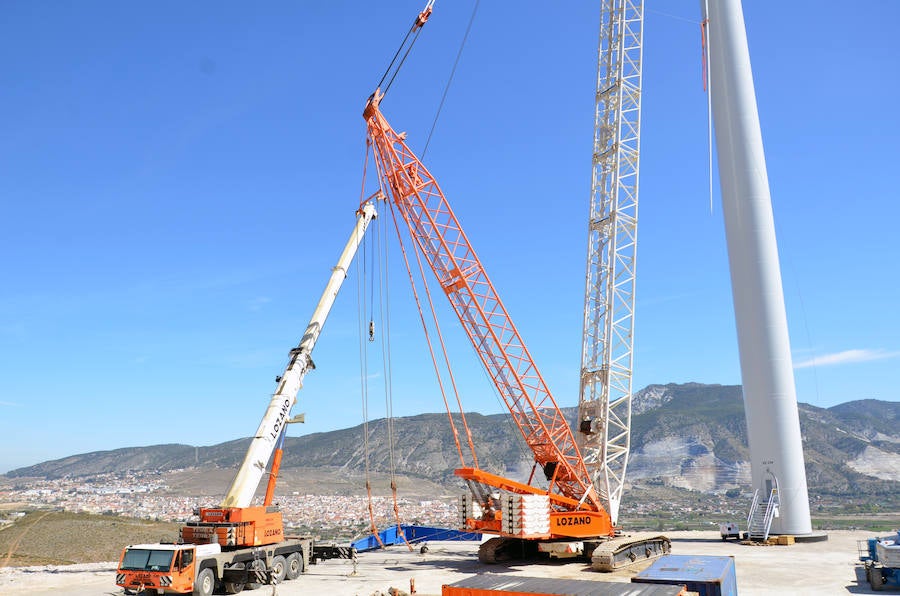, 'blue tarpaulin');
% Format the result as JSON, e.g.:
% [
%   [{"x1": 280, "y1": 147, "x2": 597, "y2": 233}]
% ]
[{"x1": 351, "y1": 524, "x2": 481, "y2": 552}]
